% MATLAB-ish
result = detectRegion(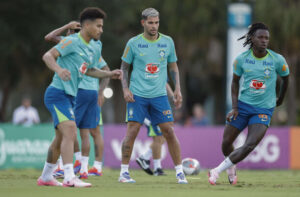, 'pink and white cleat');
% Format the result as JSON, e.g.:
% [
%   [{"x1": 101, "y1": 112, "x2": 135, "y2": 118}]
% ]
[
  {"x1": 208, "y1": 169, "x2": 219, "y2": 185},
  {"x1": 63, "y1": 177, "x2": 91, "y2": 188},
  {"x1": 37, "y1": 177, "x2": 62, "y2": 186},
  {"x1": 226, "y1": 165, "x2": 238, "y2": 185}
]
